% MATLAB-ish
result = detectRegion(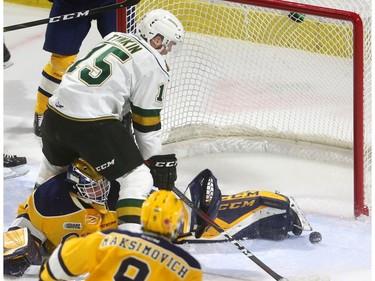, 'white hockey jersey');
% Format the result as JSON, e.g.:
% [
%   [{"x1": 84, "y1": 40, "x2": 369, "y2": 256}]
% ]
[{"x1": 48, "y1": 32, "x2": 170, "y2": 159}]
